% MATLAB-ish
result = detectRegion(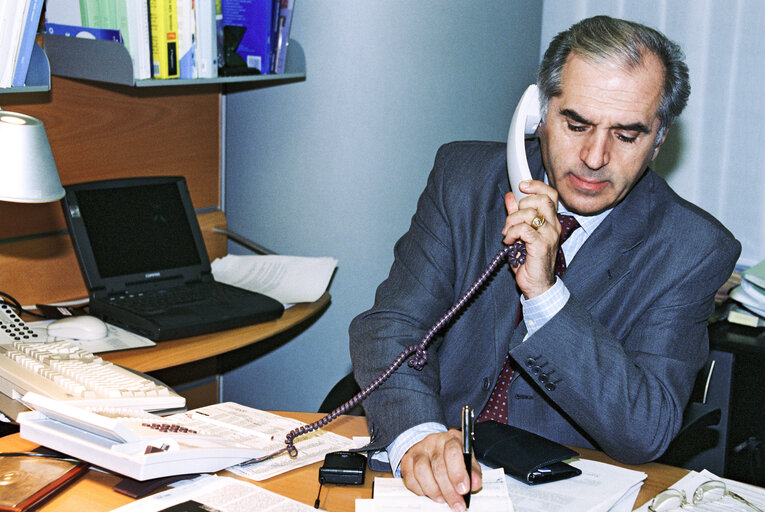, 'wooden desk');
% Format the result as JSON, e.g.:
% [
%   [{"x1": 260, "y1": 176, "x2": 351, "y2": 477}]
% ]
[
  {"x1": 1, "y1": 412, "x2": 688, "y2": 511},
  {"x1": 100, "y1": 292, "x2": 331, "y2": 373}
]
